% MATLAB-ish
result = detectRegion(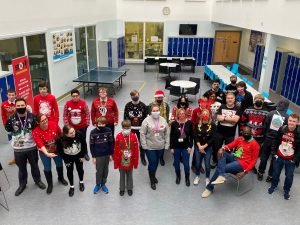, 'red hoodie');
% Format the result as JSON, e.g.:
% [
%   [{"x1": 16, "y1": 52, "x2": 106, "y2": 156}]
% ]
[
  {"x1": 91, "y1": 97, "x2": 119, "y2": 125},
  {"x1": 1, "y1": 100, "x2": 16, "y2": 125},
  {"x1": 224, "y1": 136, "x2": 260, "y2": 172},
  {"x1": 33, "y1": 94, "x2": 59, "y2": 124},
  {"x1": 63, "y1": 99, "x2": 90, "y2": 129},
  {"x1": 114, "y1": 132, "x2": 139, "y2": 170}
]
